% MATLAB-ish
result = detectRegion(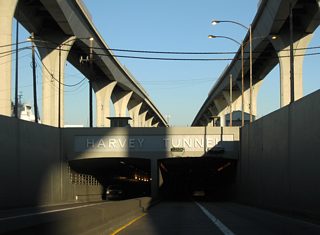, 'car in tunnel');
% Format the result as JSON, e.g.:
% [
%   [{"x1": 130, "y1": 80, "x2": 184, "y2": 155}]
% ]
[{"x1": 106, "y1": 185, "x2": 125, "y2": 200}]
